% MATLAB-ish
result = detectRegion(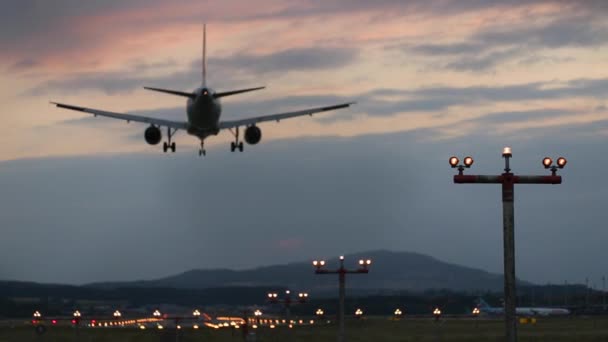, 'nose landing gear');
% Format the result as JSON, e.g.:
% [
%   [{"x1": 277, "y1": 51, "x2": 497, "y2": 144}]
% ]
[{"x1": 199, "y1": 141, "x2": 206, "y2": 156}]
